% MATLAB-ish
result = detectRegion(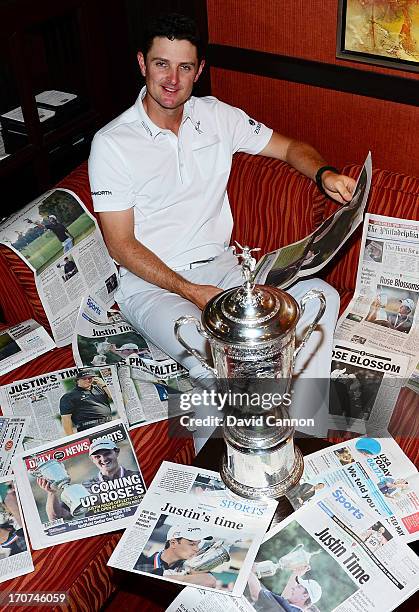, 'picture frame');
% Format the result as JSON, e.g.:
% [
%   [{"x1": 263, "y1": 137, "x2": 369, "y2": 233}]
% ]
[{"x1": 336, "y1": 0, "x2": 419, "y2": 73}]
